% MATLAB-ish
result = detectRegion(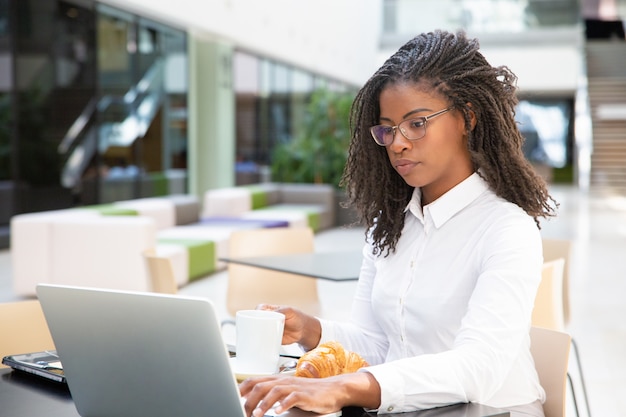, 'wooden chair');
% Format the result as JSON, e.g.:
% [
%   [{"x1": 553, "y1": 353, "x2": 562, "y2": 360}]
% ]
[
  {"x1": 532, "y1": 258, "x2": 565, "y2": 331},
  {"x1": 530, "y1": 326, "x2": 572, "y2": 417},
  {"x1": 542, "y1": 238, "x2": 572, "y2": 324},
  {"x1": 533, "y1": 258, "x2": 591, "y2": 417},
  {"x1": 0, "y1": 299, "x2": 56, "y2": 367},
  {"x1": 143, "y1": 249, "x2": 178, "y2": 294},
  {"x1": 226, "y1": 227, "x2": 319, "y2": 317}
]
